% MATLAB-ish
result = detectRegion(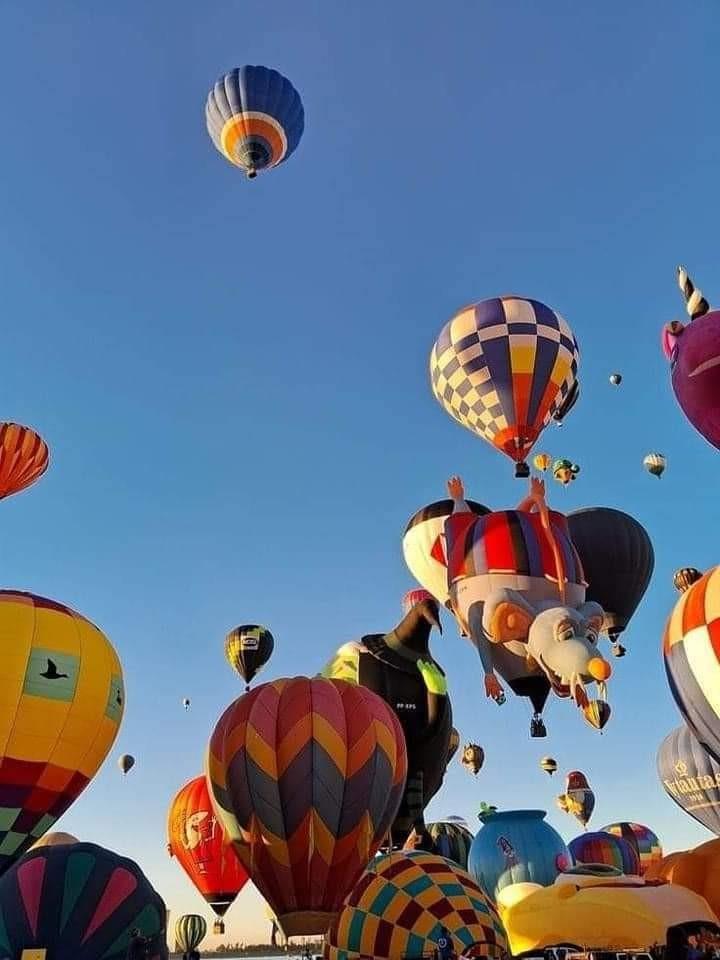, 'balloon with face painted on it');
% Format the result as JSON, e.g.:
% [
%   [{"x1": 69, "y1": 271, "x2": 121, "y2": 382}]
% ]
[{"x1": 662, "y1": 267, "x2": 720, "y2": 450}]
